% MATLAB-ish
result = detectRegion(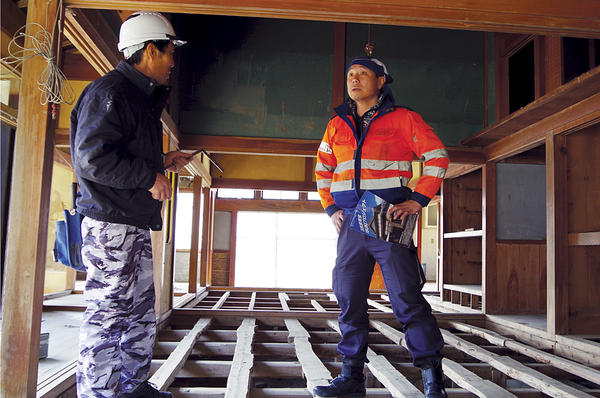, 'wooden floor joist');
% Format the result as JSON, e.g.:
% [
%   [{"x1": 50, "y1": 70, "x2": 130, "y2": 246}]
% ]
[
  {"x1": 440, "y1": 329, "x2": 595, "y2": 398},
  {"x1": 149, "y1": 318, "x2": 212, "y2": 390},
  {"x1": 224, "y1": 318, "x2": 256, "y2": 398}
]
